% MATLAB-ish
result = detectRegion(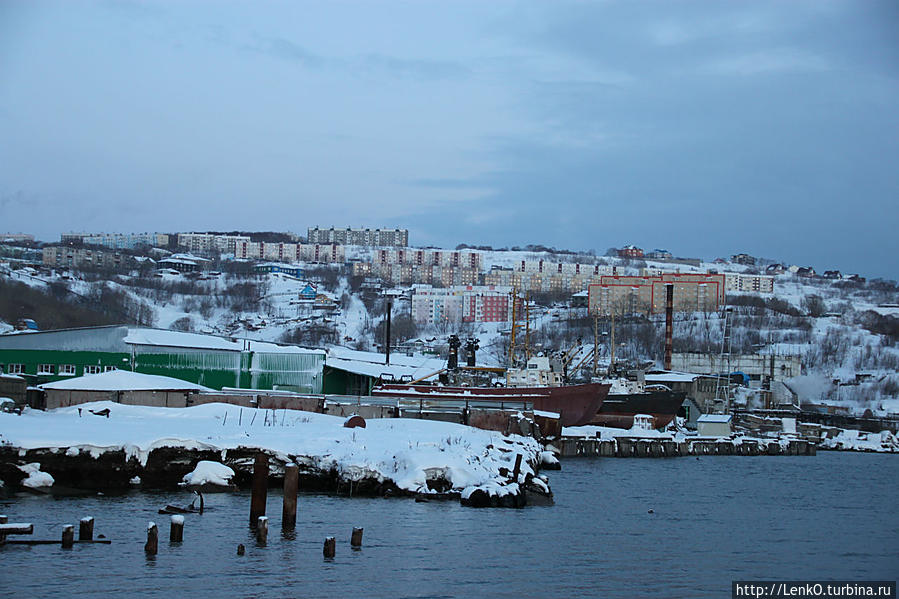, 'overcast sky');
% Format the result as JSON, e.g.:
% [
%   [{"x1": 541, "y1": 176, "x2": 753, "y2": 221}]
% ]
[{"x1": 1, "y1": 1, "x2": 897, "y2": 278}]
